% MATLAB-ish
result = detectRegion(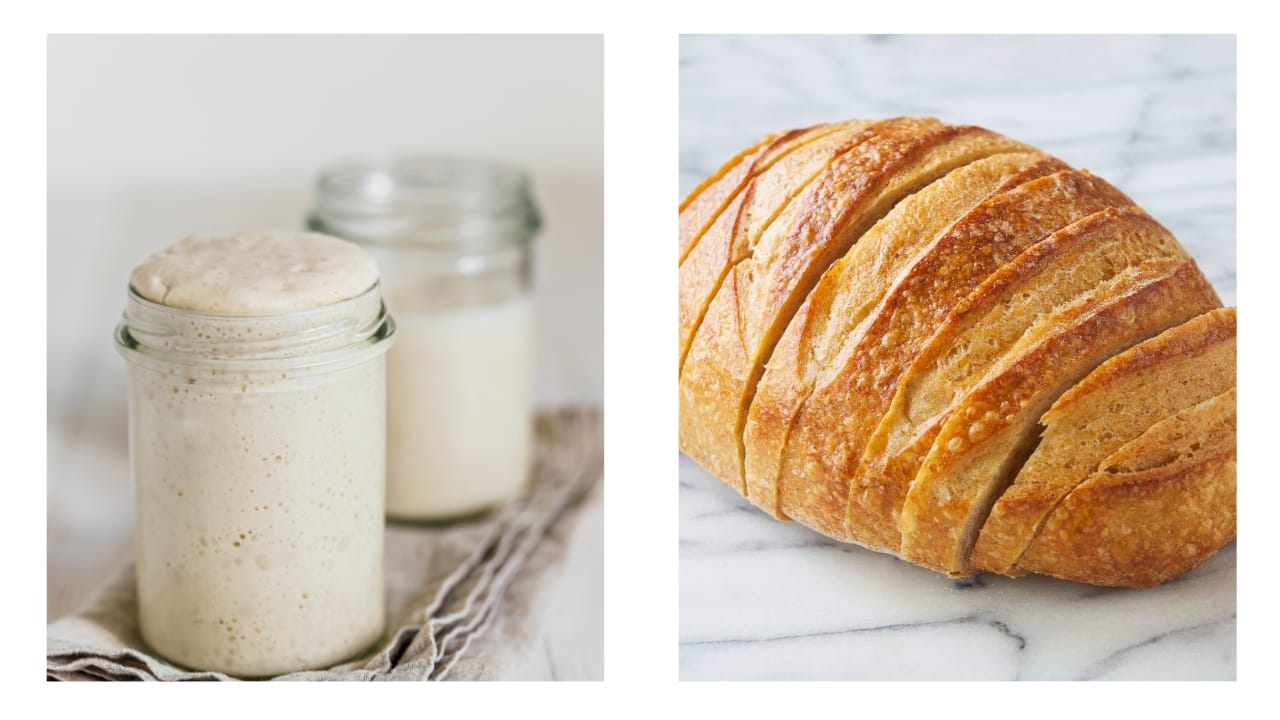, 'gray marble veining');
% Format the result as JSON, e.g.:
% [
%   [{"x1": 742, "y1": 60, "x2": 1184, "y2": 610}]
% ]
[{"x1": 678, "y1": 34, "x2": 1236, "y2": 680}]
